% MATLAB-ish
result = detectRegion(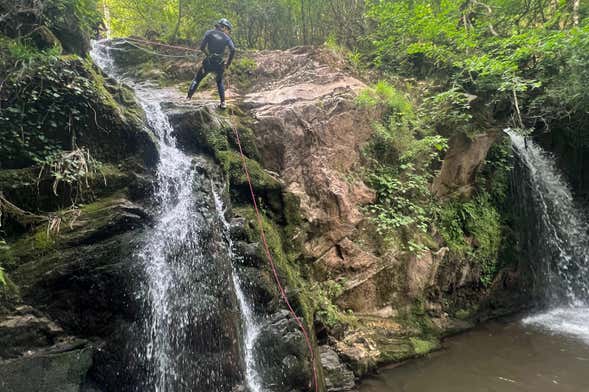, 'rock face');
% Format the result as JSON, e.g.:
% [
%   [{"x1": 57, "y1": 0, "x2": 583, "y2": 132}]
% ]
[
  {"x1": 0, "y1": 344, "x2": 94, "y2": 392},
  {"x1": 243, "y1": 48, "x2": 377, "y2": 263},
  {"x1": 433, "y1": 131, "x2": 499, "y2": 198},
  {"x1": 0, "y1": 39, "x2": 525, "y2": 392},
  {"x1": 319, "y1": 346, "x2": 356, "y2": 392},
  {"x1": 0, "y1": 46, "x2": 158, "y2": 391}
]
